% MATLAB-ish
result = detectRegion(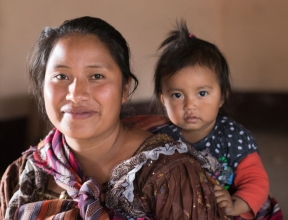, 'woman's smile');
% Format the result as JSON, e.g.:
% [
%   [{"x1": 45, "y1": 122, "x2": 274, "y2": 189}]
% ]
[{"x1": 61, "y1": 106, "x2": 97, "y2": 120}]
